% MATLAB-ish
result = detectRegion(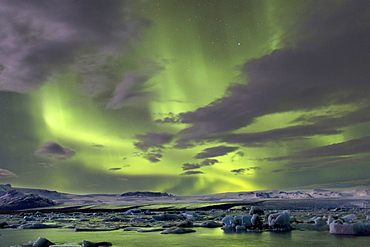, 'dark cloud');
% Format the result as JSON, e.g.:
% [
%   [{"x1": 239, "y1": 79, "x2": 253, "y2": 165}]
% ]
[
  {"x1": 213, "y1": 106, "x2": 370, "y2": 148},
  {"x1": 201, "y1": 159, "x2": 218, "y2": 166},
  {"x1": 180, "y1": 171, "x2": 204, "y2": 175},
  {"x1": 231, "y1": 166, "x2": 261, "y2": 175},
  {"x1": 109, "y1": 168, "x2": 122, "y2": 171},
  {"x1": 0, "y1": 168, "x2": 17, "y2": 178},
  {"x1": 34, "y1": 141, "x2": 75, "y2": 160},
  {"x1": 0, "y1": 0, "x2": 150, "y2": 94},
  {"x1": 195, "y1": 146, "x2": 239, "y2": 159},
  {"x1": 217, "y1": 125, "x2": 342, "y2": 147},
  {"x1": 274, "y1": 136, "x2": 370, "y2": 161},
  {"x1": 134, "y1": 132, "x2": 174, "y2": 163},
  {"x1": 144, "y1": 153, "x2": 163, "y2": 163},
  {"x1": 182, "y1": 163, "x2": 201, "y2": 171},
  {"x1": 134, "y1": 132, "x2": 174, "y2": 152},
  {"x1": 231, "y1": 168, "x2": 245, "y2": 175},
  {"x1": 181, "y1": 159, "x2": 219, "y2": 171},
  {"x1": 173, "y1": 1, "x2": 370, "y2": 145},
  {"x1": 154, "y1": 112, "x2": 182, "y2": 124},
  {"x1": 292, "y1": 106, "x2": 370, "y2": 131},
  {"x1": 287, "y1": 155, "x2": 370, "y2": 172}
]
